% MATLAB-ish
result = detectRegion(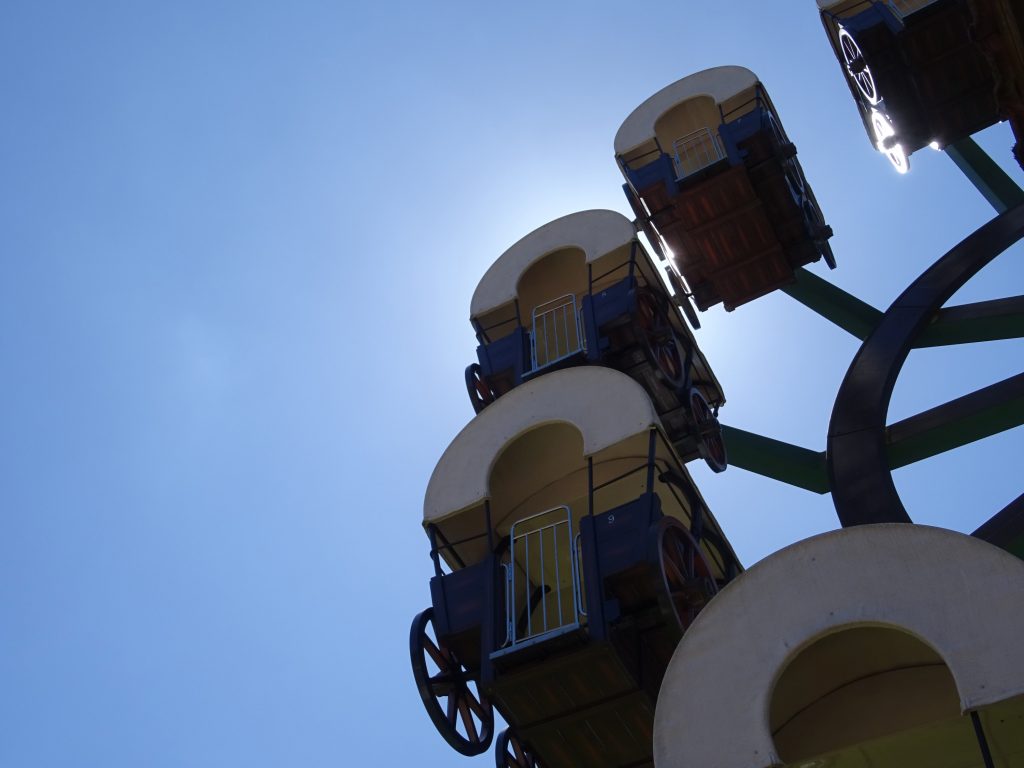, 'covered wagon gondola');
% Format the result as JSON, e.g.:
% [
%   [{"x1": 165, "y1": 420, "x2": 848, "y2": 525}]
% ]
[
  {"x1": 614, "y1": 66, "x2": 835, "y2": 313},
  {"x1": 818, "y1": 0, "x2": 1001, "y2": 173},
  {"x1": 466, "y1": 209, "x2": 727, "y2": 472},
  {"x1": 410, "y1": 366, "x2": 742, "y2": 767}
]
